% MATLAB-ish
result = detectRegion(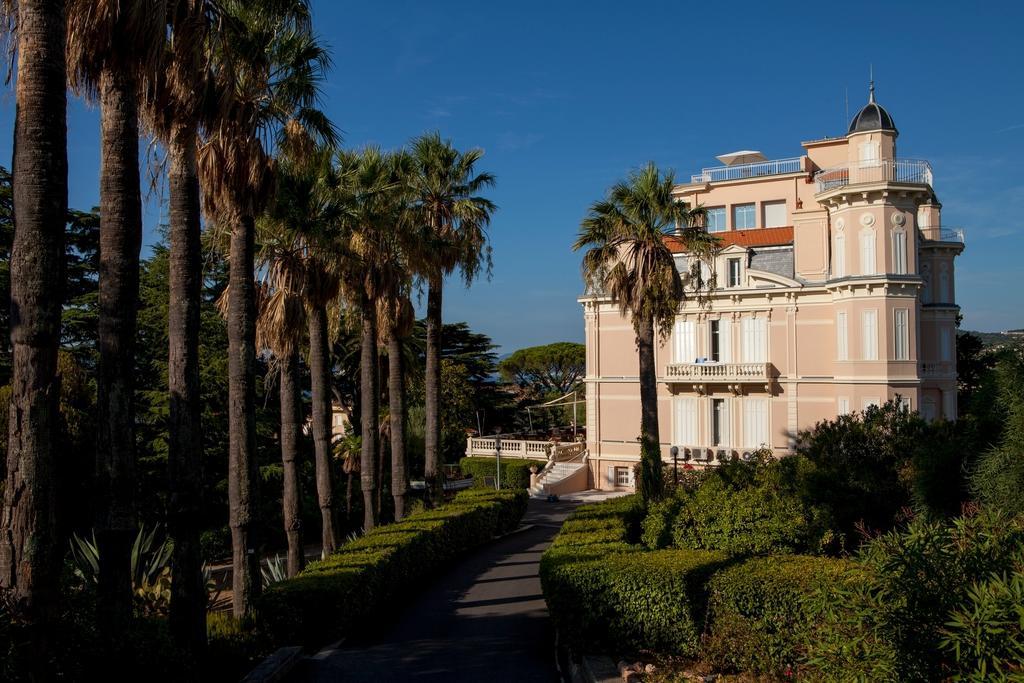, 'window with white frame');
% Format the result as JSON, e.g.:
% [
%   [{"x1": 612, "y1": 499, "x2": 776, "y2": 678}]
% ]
[
  {"x1": 700, "y1": 260, "x2": 713, "y2": 289},
  {"x1": 899, "y1": 396, "x2": 912, "y2": 412},
  {"x1": 859, "y1": 140, "x2": 880, "y2": 164},
  {"x1": 894, "y1": 309, "x2": 910, "y2": 360},
  {"x1": 862, "y1": 309, "x2": 878, "y2": 360},
  {"x1": 863, "y1": 397, "x2": 881, "y2": 410},
  {"x1": 673, "y1": 396, "x2": 698, "y2": 445},
  {"x1": 838, "y1": 397, "x2": 850, "y2": 415},
  {"x1": 837, "y1": 311, "x2": 848, "y2": 361},
  {"x1": 834, "y1": 234, "x2": 846, "y2": 277},
  {"x1": 706, "y1": 207, "x2": 727, "y2": 233},
  {"x1": 673, "y1": 320, "x2": 697, "y2": 364},
  {"x1": 733, "y1": 203, "x2": 756, "y2": 229},
  {"x1": 763, "y1": 201, "x2": 786, "y2": 228},
  {"x1": 892, "y1": 230, "x2": 907, "y2": 274},
  {"x1": 711, "y1": 398, "x2": 730, "y2": 447},
  {"x1": 727, "y1": 257, "x2": 742, "y2": 288},
  {"x1": 615, "y1": 467, "x2": 631, "y2": 487},
  {"x1": 743, "y1": 398, "x2": 769, "y2": 448},
  {"x1": 860, "y1": 230, "x2": 876, "y2": 275},
  {"x1": 741, "y1": 316, "x2": 767, "y2": 363}
]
